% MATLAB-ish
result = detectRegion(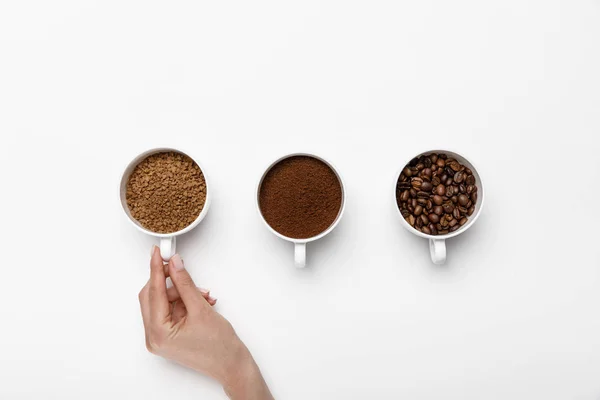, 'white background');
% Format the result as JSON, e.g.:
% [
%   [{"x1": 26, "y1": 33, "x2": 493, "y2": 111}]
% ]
[{"x1": 1, "y1": 1, "x2": 599, "y2": 399}]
